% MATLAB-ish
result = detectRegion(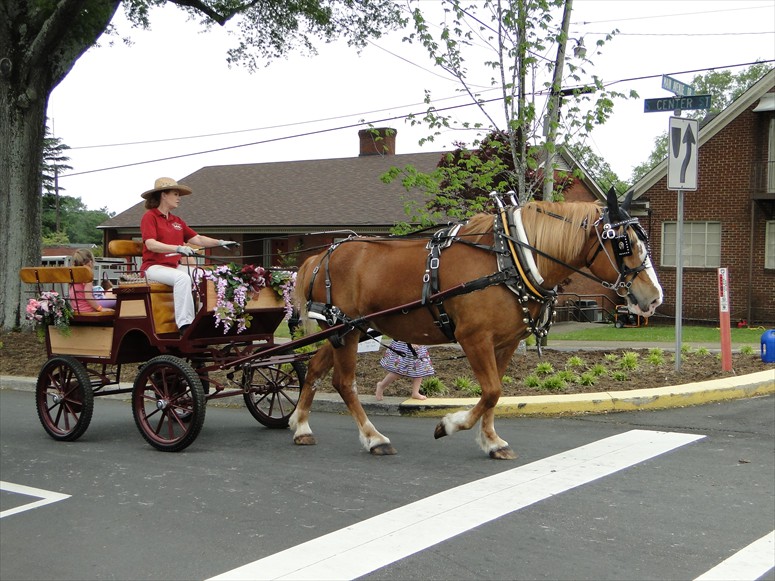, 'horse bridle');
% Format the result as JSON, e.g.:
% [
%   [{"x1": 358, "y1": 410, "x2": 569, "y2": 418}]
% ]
[{"x1": 586, "y1": 211, "x2": 652, "y2": 298}]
